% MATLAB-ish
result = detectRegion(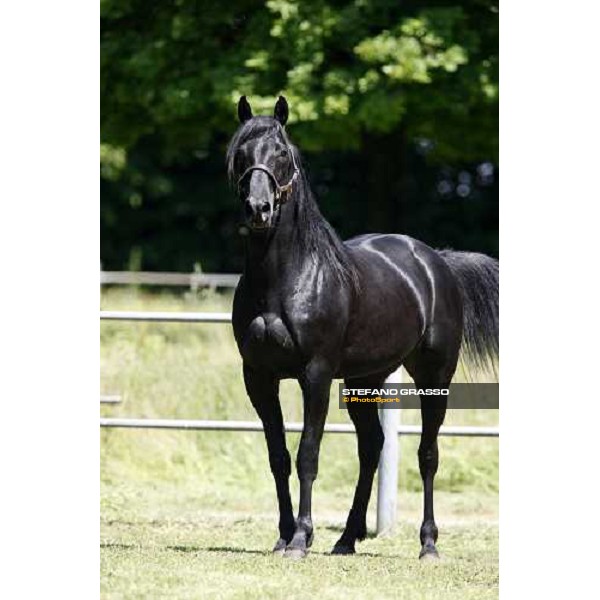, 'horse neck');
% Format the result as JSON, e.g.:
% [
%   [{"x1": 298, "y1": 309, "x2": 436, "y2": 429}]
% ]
[{"x1": 243, "y1": 179, "x2": 319, "y2": 288}]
